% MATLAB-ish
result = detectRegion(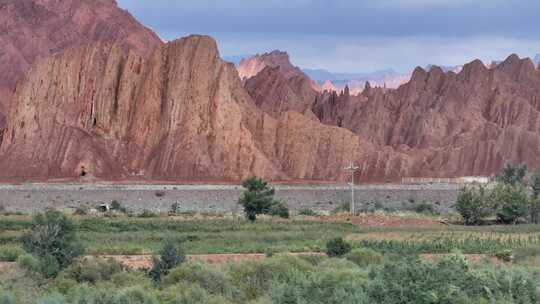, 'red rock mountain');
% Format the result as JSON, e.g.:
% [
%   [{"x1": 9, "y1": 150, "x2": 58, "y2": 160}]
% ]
[
  {"x1": 241, "y1": 51, "x2": 540, "y2": 181},
  {"x1": 0, "y1": 0, "x2": 163, "y2": 127},
  {"x1": 240, "y1": 51, "x2": 321, "y2": 118},
  {"x1": 0, "y1": 36, "x2": 362, "y2": 182},
  {"x1": 312, "y1": 56, "x2": 540, "y2": 180}
]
